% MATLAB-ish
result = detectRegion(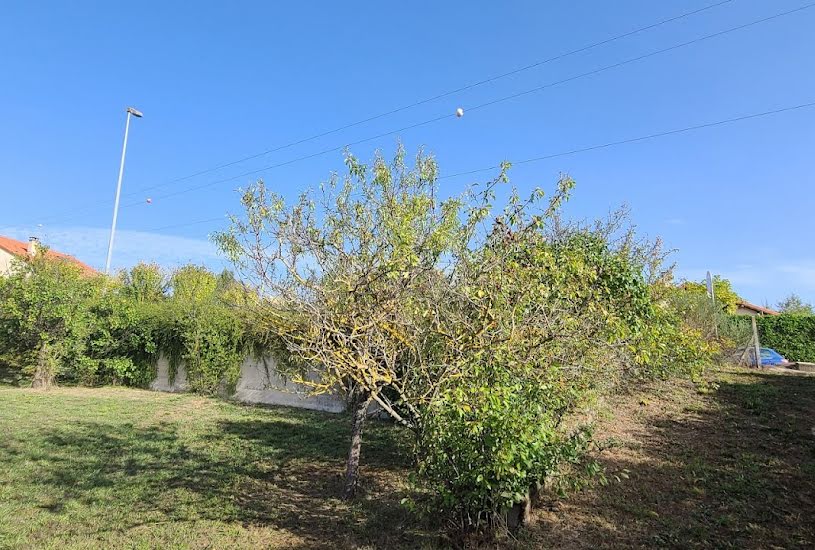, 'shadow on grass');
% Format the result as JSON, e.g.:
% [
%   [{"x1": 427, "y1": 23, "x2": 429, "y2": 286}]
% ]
[
  {"x1": 16, "y1": 369, "x2": 811, "y2": 548},
  {"x1": 218, "y1": 416, "x2": 410, "y2": 468},
  {"x1": 523, "y1": 368, "x2": 815, "y2": 549},
  {"x1": 3, "y1": 407, "x2": 431, "y2": 549}
]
